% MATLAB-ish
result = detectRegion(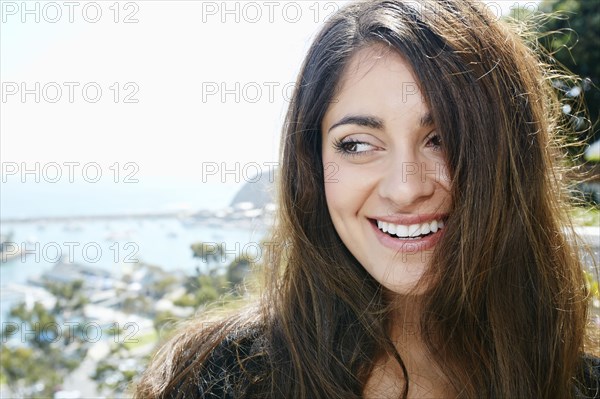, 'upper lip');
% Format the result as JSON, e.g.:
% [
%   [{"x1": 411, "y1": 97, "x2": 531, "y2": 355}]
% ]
[{"x1": 369, "y1": 213, "x2": 448, "y2": 225}]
